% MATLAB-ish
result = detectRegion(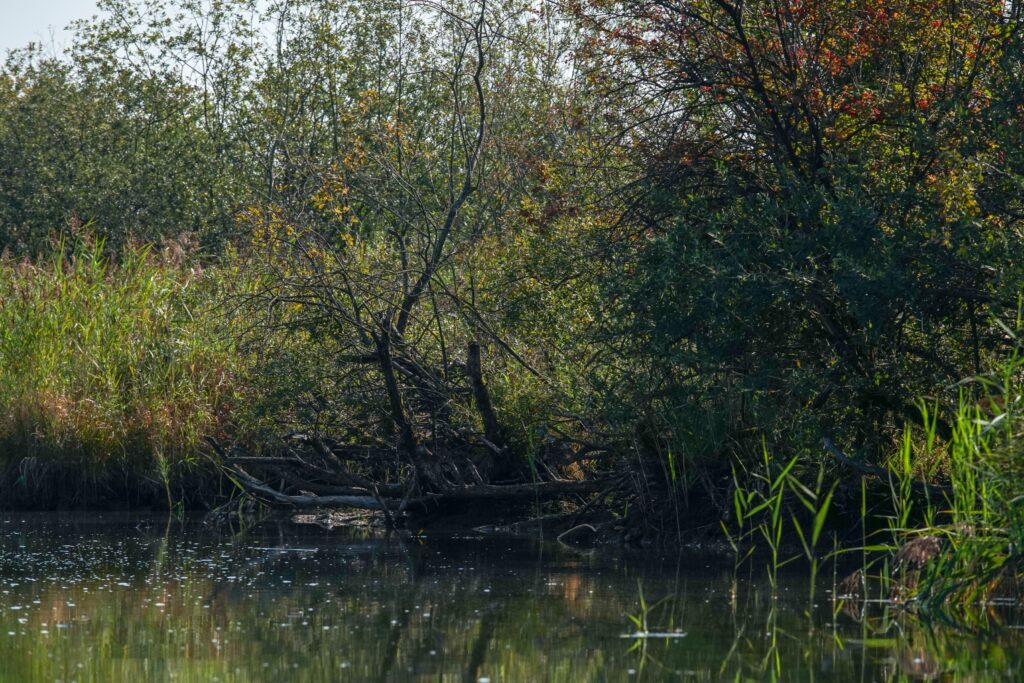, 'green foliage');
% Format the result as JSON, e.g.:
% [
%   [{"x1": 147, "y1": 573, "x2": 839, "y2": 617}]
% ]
[
  {"x1": 723, "y1": 449, "x2": 836, "y2": 597},
  {"x1": 0, "y1": 44, "x2": 243, "y2": 253},
  {"x1": 900, "y1": 345, "x2": 1024, "y2": 607}
]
